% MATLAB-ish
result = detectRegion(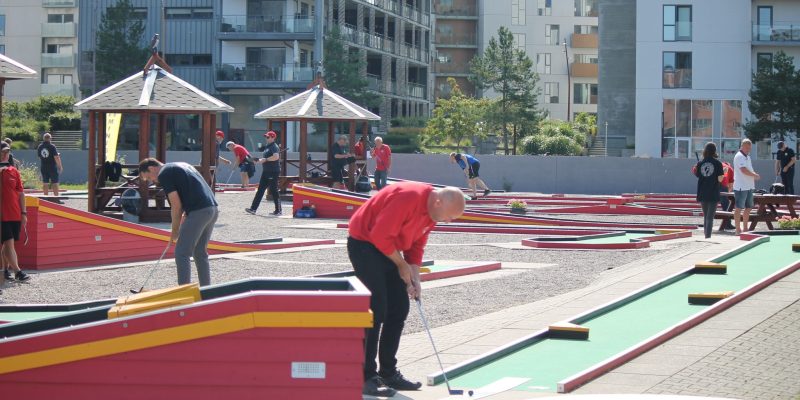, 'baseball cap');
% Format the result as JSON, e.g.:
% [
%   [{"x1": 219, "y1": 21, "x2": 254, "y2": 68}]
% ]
[
  {"x1": 0, "y1": 142, "x2": 9, "y2": 151},
  {"x1": 225, "y1": 141, "x2": 235, "y2": 148},
  {"x1": 777, "y1": 141, "x2": 785, "y2": 149},
  {"x1": 215, "y1": 130, "x2": 225, "y2": 138},
  {"x1": 264, "y1": 131, "x2": 277, "y2": 139}
]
